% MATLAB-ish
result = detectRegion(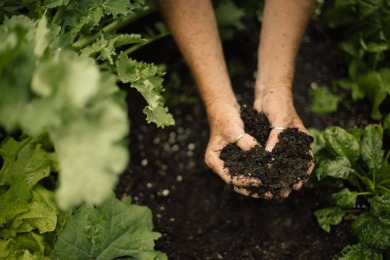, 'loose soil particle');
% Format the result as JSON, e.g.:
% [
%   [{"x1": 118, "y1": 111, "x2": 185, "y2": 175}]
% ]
[{"x1": 220, "y1": 105, "x2": 314, "y2": 198}]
